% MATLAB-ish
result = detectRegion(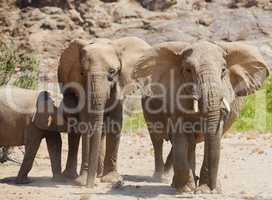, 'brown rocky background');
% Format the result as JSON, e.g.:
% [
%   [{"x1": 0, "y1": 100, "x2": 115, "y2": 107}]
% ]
[{"x1": 1, "y1": 0, "x2": 272, "y2": 84}]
